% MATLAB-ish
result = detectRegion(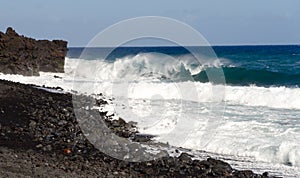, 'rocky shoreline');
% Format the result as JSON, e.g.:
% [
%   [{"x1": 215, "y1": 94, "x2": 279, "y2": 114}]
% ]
[
  {"x1": 0, "y1": 79, "x2": 276, "y2": 177},
  {"x1": 0, "y1": 27, "x2": 67, "y2": 76},
  {"x1": 0, "y1": 27, "x2": 280, "y2": 177}
]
